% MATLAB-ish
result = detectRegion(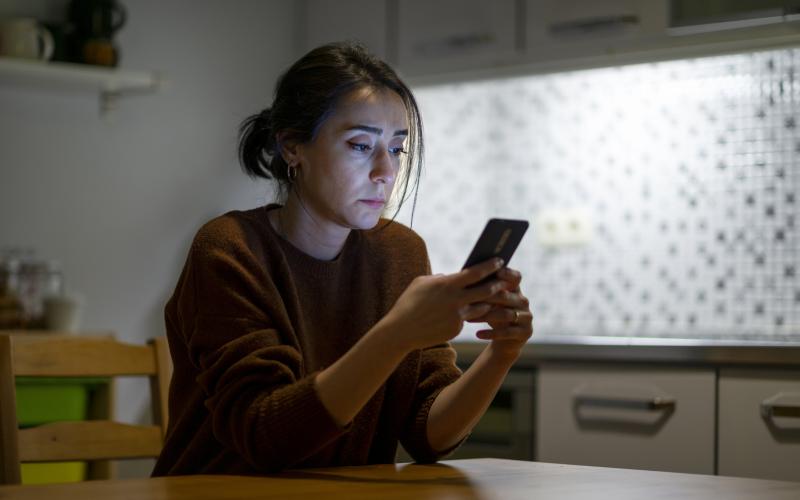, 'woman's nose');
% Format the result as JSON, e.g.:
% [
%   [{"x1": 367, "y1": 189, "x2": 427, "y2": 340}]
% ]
[{"x1": 371, "y1": 146, "x2": 396, "y2": 184}]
